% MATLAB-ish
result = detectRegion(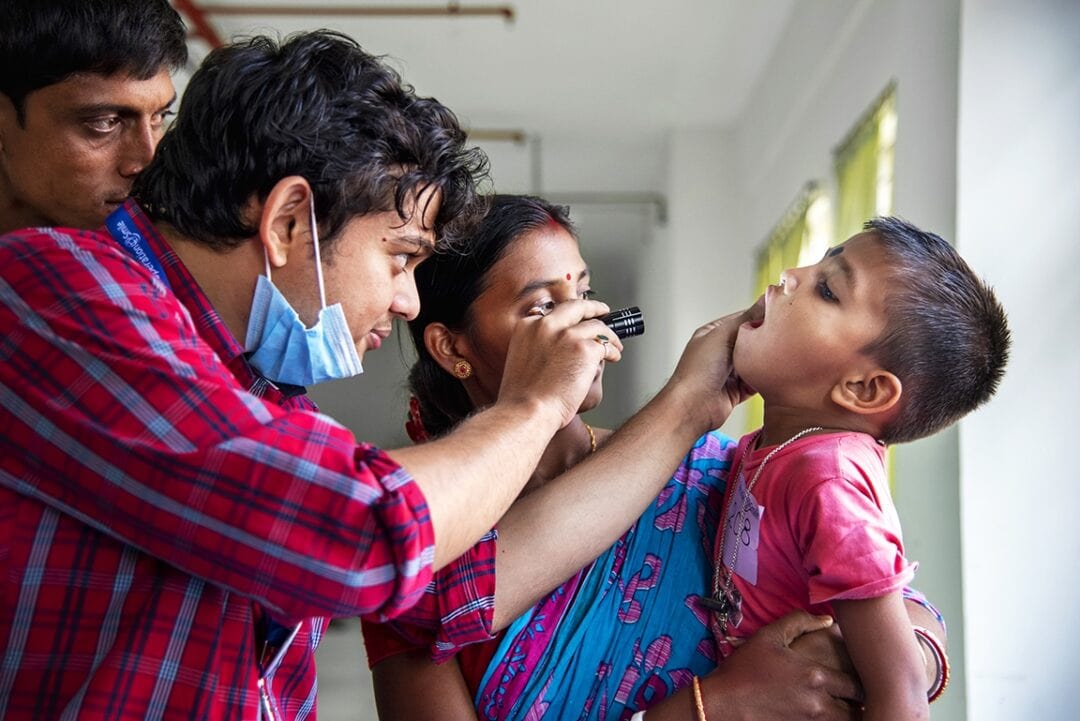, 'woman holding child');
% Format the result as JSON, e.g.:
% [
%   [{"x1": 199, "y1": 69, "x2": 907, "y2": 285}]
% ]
[{"x1": 362, "y1": 196, "x2": 949, "y2": 720}]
